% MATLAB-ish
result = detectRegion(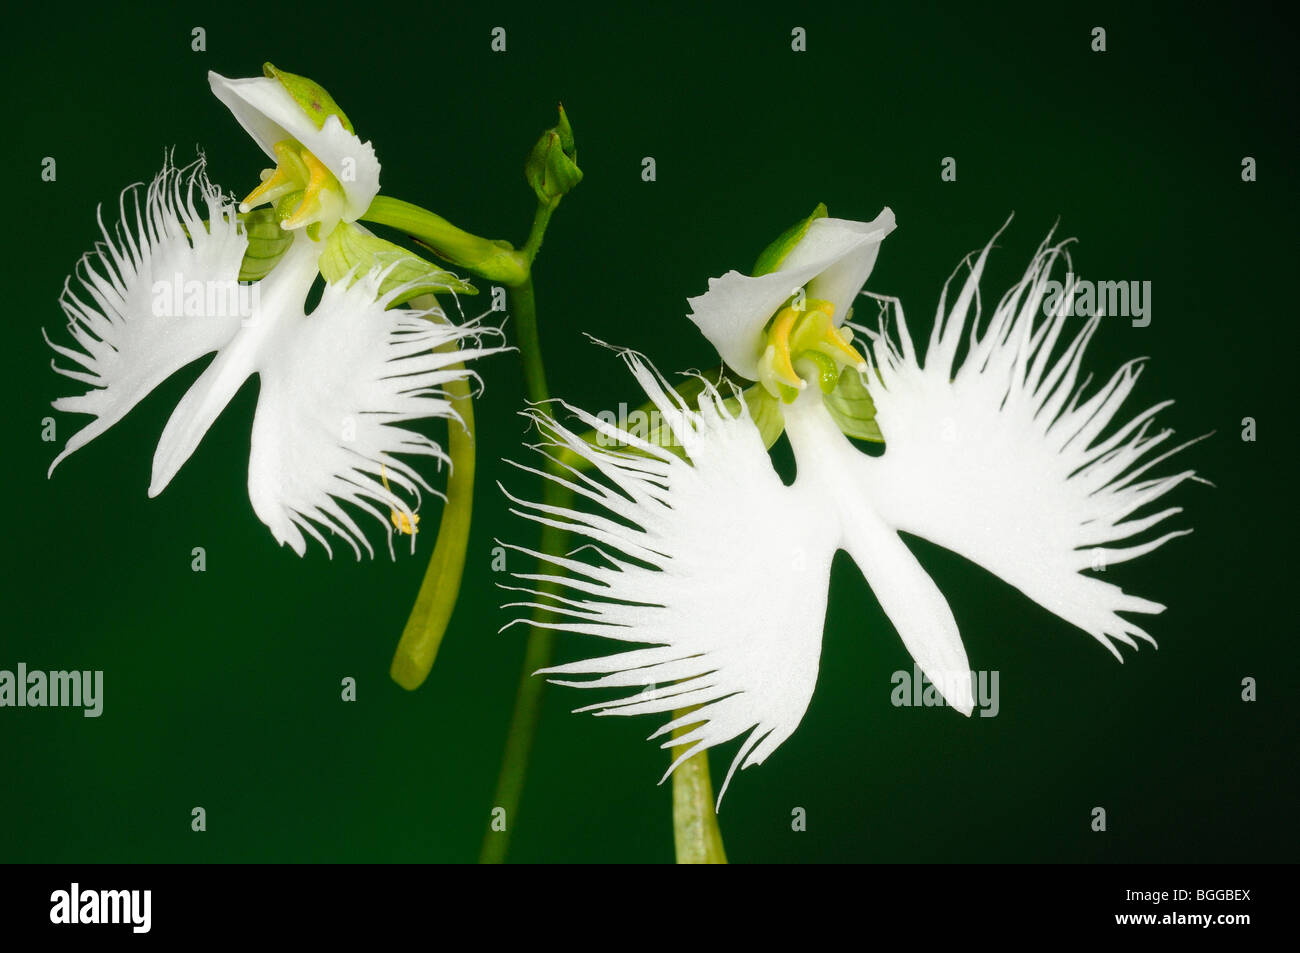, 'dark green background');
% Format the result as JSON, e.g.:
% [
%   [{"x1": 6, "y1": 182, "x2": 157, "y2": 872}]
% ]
[{"x1": 2, "y1": 2, "x2": 1294, "y2": 863}]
